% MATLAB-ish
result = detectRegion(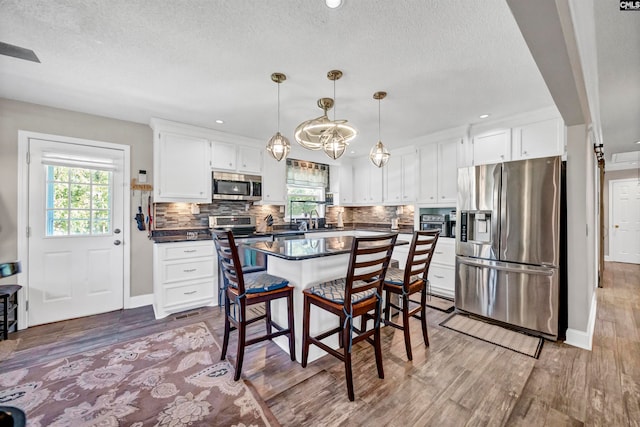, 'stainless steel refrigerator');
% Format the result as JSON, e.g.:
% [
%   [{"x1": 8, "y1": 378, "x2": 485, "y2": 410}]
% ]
[{"x1": 455, "y1": 156, "x2": 564, "y2": 339}]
